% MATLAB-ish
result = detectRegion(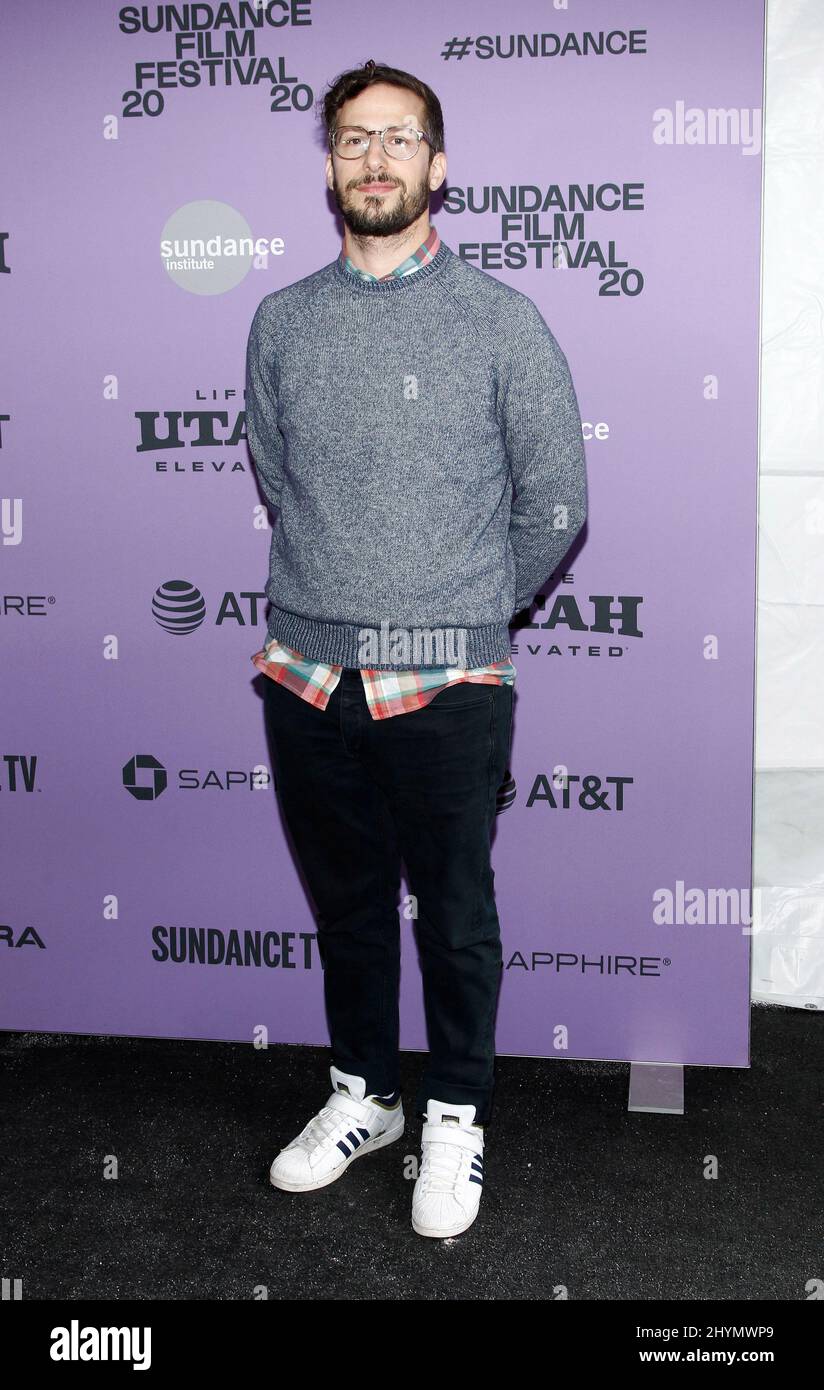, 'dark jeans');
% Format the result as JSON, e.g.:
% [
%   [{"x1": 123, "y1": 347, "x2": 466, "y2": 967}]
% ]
[{"x1": 261, "y1": 667, "x2": 514, "y2": 1126}]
